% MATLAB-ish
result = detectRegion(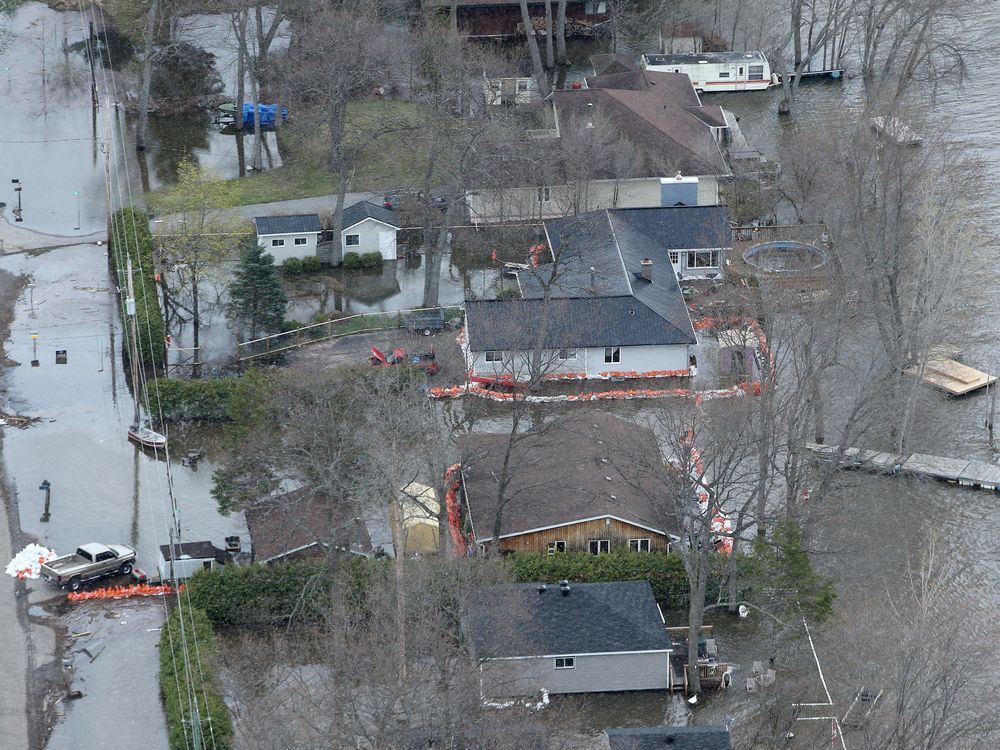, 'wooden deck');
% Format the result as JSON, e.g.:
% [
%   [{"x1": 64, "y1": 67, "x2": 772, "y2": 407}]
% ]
[
  {"x1": 806, "y1": 443, "x2": 1000, "y2": 491},
  {"x1": 904, "y1": 356, "x2": 996, "y2": 396}
]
